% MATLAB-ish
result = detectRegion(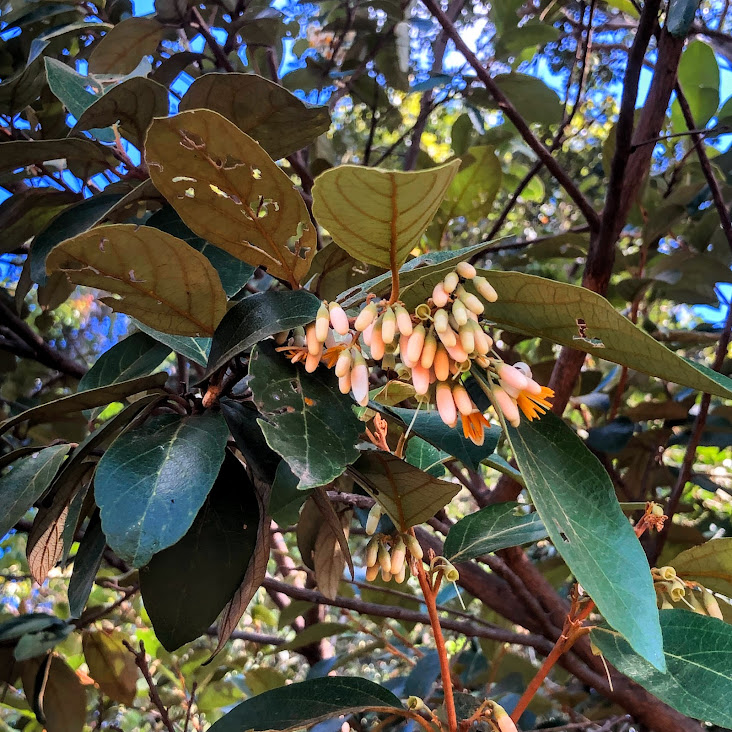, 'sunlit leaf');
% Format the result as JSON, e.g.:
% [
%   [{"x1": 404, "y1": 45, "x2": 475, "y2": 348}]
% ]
[
  {"x1": 22, "y1": 655, "x2": 86, "y2": 732},
  {"x1": 670, "y1": 538, "x2": 732, "y2": 598},
  {"x1": 82, "y1": 629, "x2": 138, "y2": 705}
]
